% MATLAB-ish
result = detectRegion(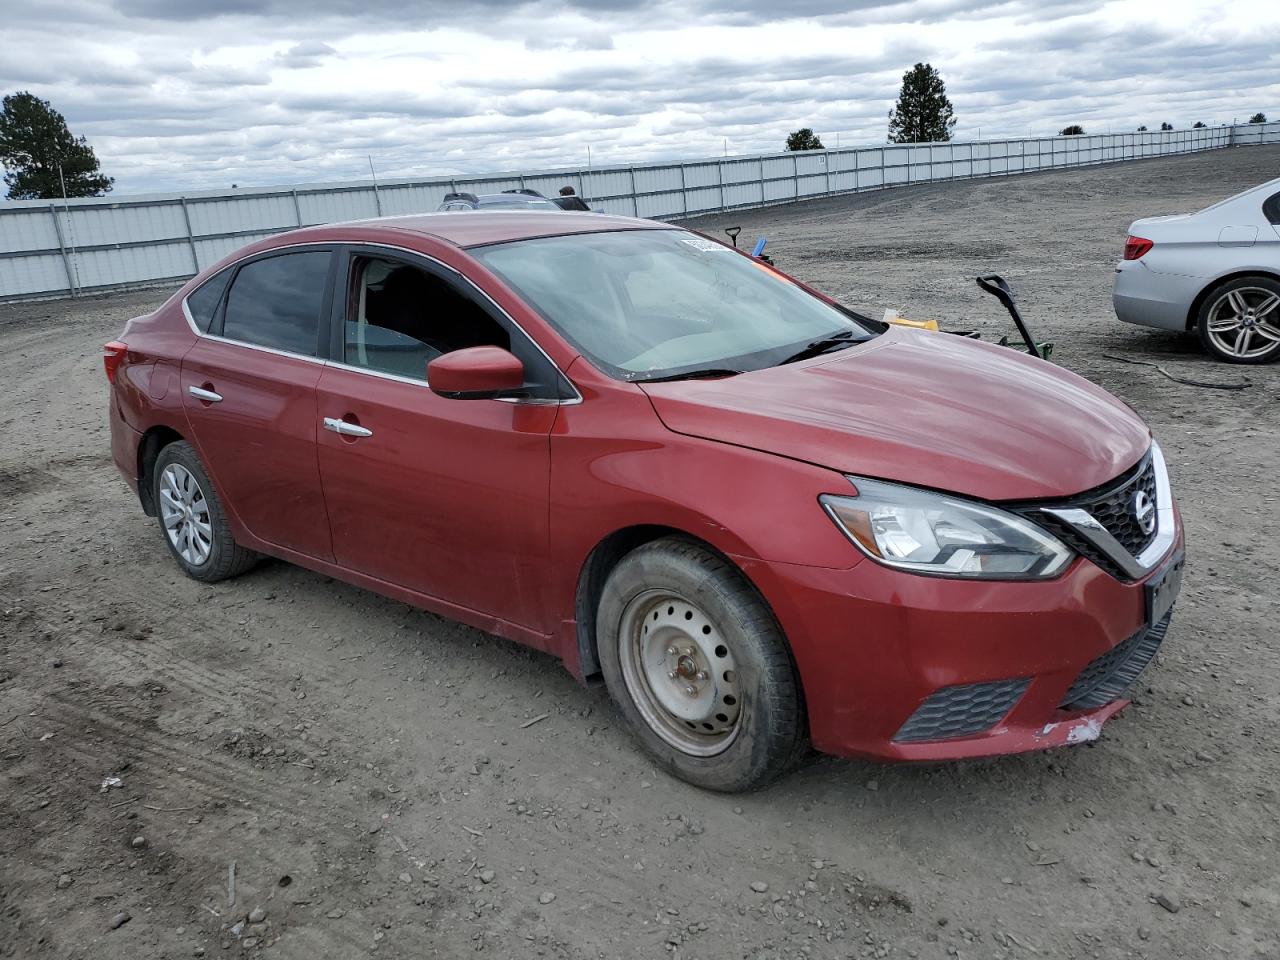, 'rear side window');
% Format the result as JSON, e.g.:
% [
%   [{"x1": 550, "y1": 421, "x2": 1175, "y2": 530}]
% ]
[
  {"x1": 185, "y1": 269, "x2": 231, "y2": 332},
  {"x1": 222, "y1": 251, "x2": 331, "y2": 356},
  {"x1": 1264, "y1": 190, "x2": 1280, "y2": 225}
]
